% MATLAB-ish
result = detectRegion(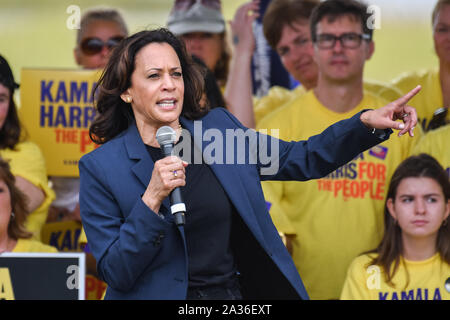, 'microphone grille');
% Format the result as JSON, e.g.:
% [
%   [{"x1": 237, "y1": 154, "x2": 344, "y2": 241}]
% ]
[{"x1": 156, "y1": 126, "x2": 176, "y2": 146}]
